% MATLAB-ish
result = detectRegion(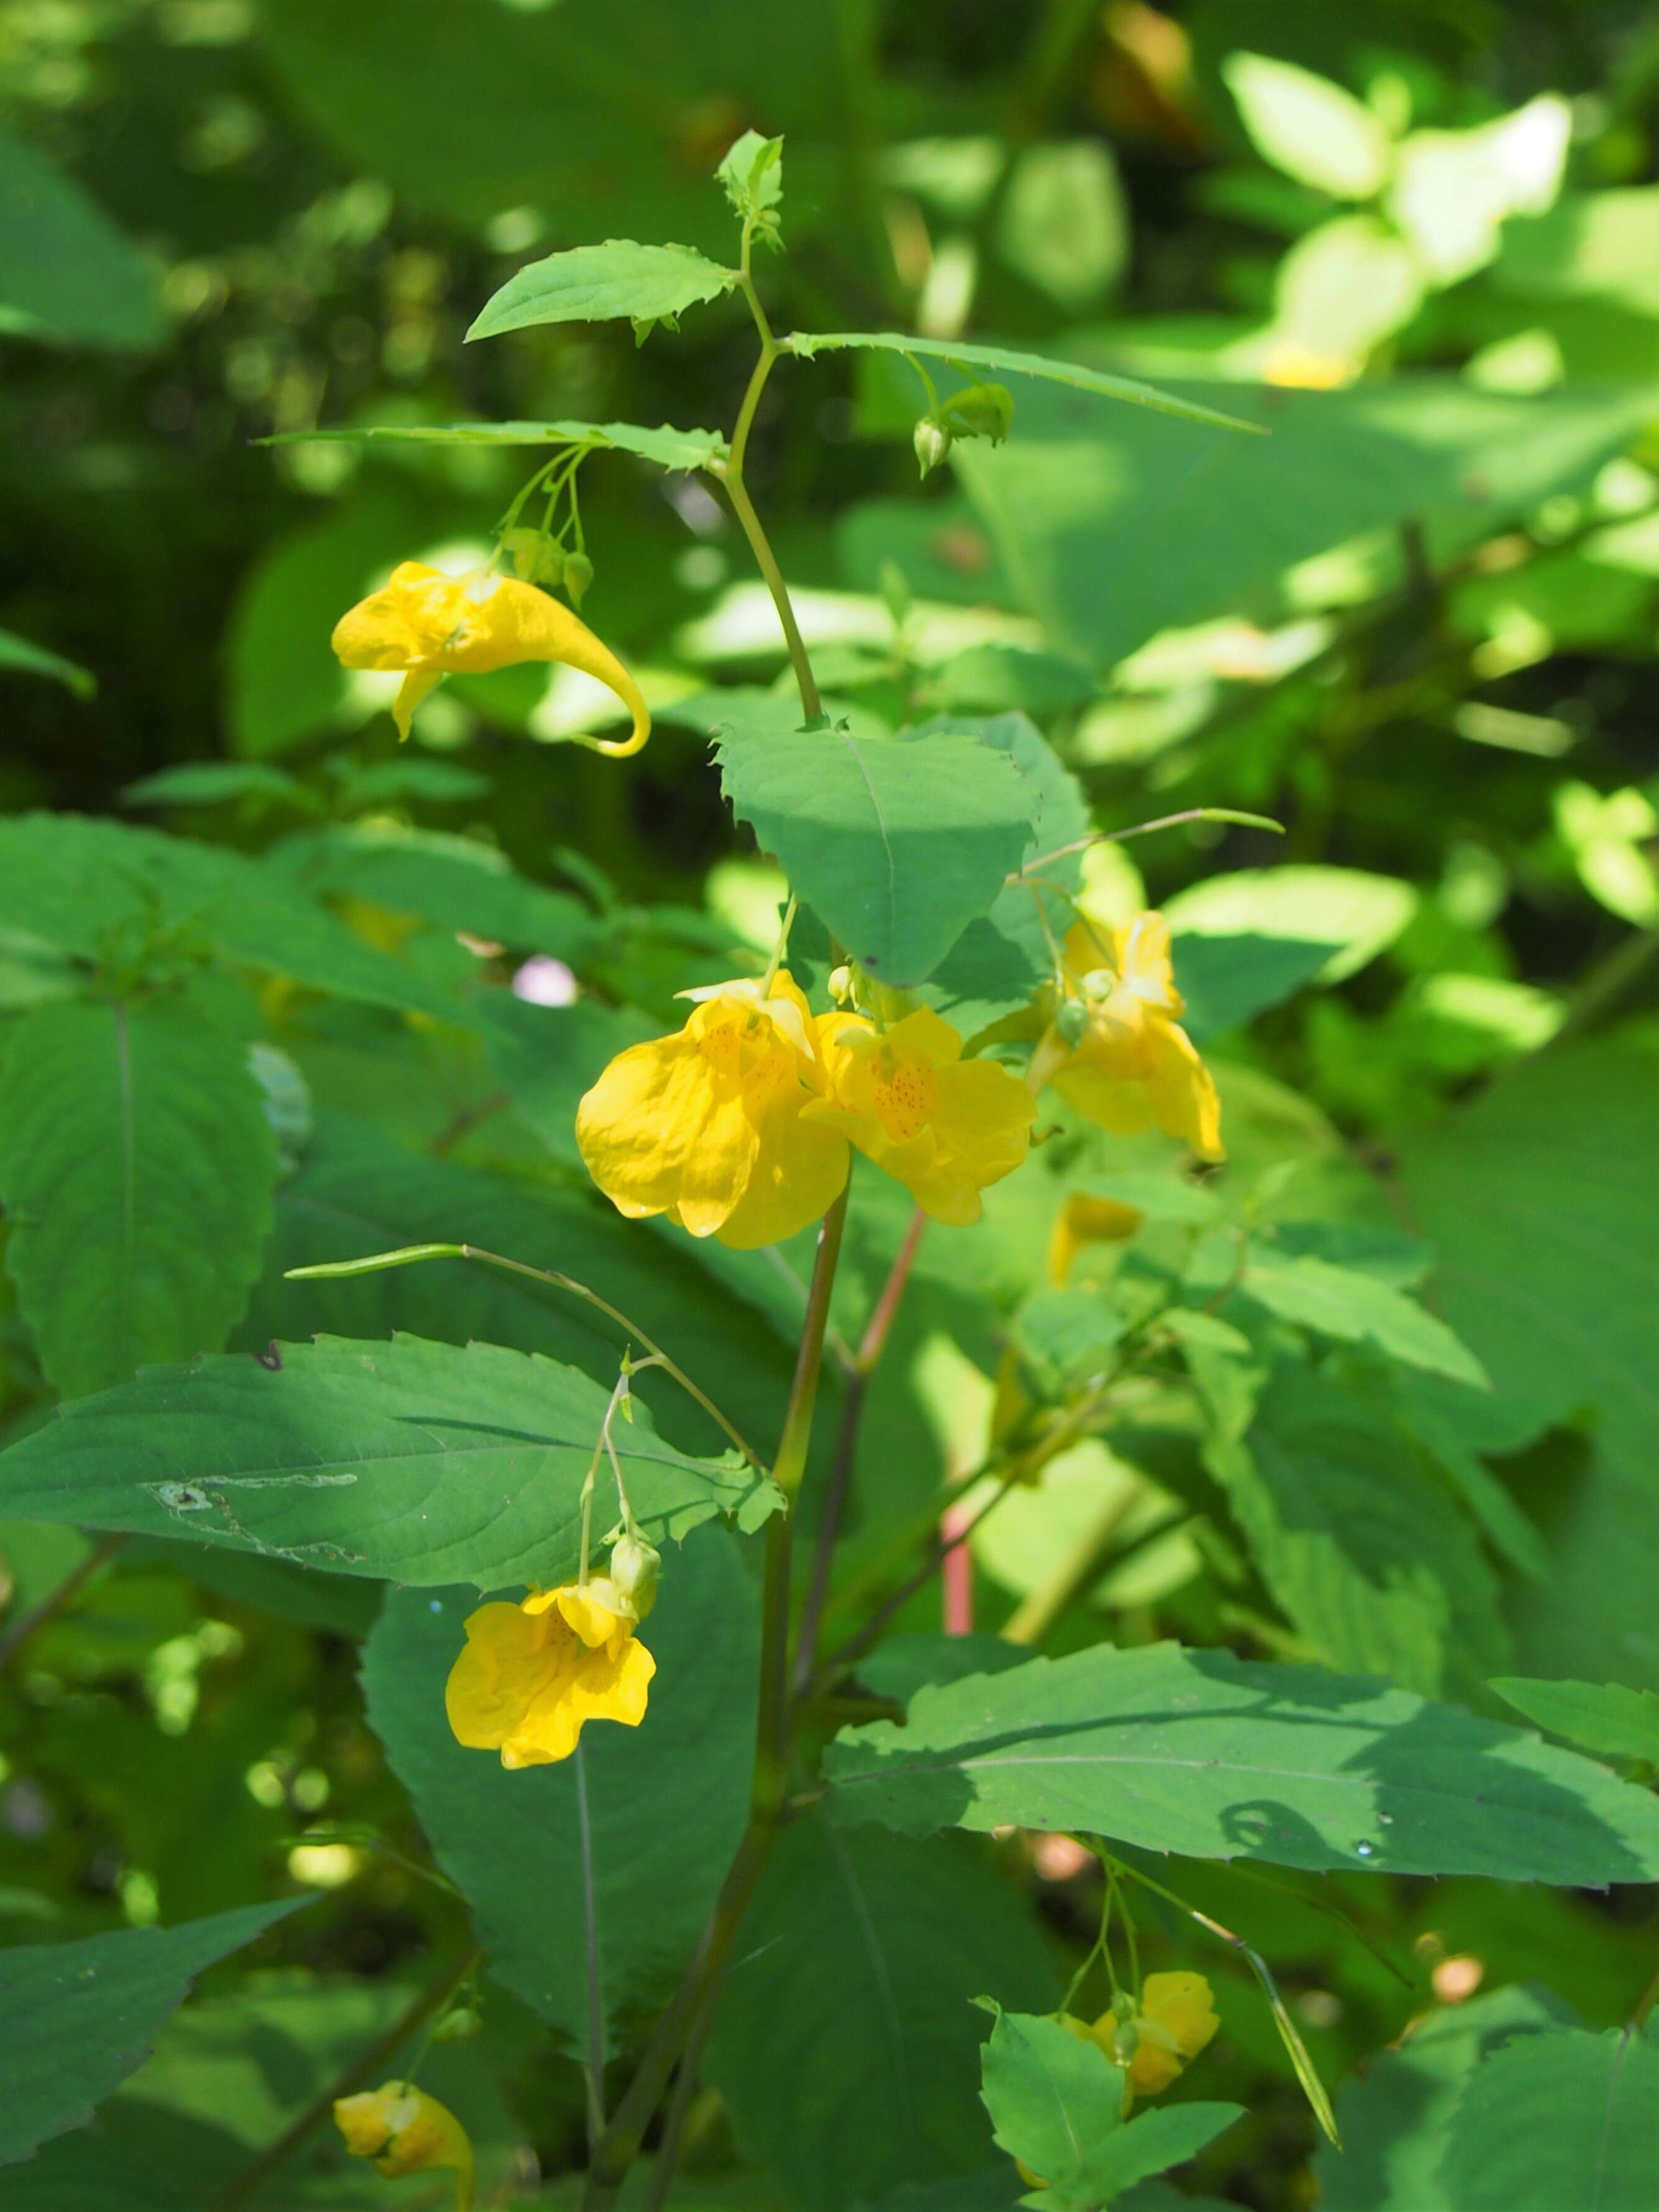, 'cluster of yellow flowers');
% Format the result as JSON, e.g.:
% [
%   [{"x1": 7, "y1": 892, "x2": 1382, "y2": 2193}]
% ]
[{"x1": 331, "y1": 558, "x2": 1224, "y2": 1793}]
